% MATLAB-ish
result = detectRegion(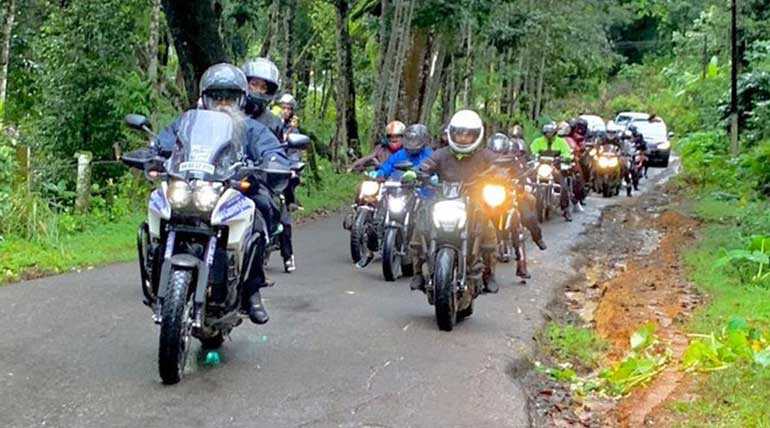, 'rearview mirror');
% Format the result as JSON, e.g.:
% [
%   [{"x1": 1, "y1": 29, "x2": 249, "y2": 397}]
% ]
[
  {"x1": 125, "y1": 114, "x2": 151, "y2": 132},
  {"x1": 286, "y1": 133, "x2": 311, "y2": 150},
  {"x1": 668, "y1": 131, "x2": 675, "y2": 139}
]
